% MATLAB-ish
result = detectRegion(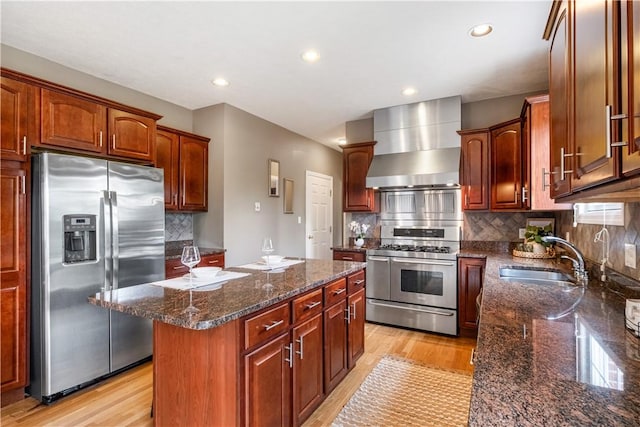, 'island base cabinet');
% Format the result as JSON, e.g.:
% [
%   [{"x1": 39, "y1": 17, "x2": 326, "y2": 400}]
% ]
[
  {"x1": 324, "y1": 300, "x2": 348, "y2": 394},
  {"x1": 152, "y1": 320, "x2": 239, "y2": 427},
  {"x1": 244, "y1": 333, "x2": 292, "y2": 427},
  {"x1": 293, "y1": 314, "x2": 324, "y2": 425},
  {"x1": 347, "y1": 288, "x2": 365, "y2": 366}
]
